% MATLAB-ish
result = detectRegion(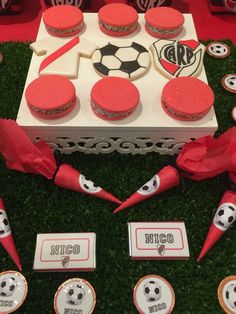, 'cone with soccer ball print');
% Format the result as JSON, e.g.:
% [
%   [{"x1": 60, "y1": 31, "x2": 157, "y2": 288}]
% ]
[
  {"x1": 54, "y1": 163, "x2": 122, "y2": 204},
  {"x1": 113, "y1": 165, "x2": 180, "y2": 214},
  {"x1": 0, "y1": 198, "x2": 22, "y2": 271},
  {"x1": 198, "y1": 191, "x2": 236, "y2": 262}
]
